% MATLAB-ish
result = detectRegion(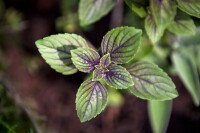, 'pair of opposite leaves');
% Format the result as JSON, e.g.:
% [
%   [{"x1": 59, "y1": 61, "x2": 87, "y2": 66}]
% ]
[{"x1": 36, "y1": 27, "x2": 178, "y2": 122}]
